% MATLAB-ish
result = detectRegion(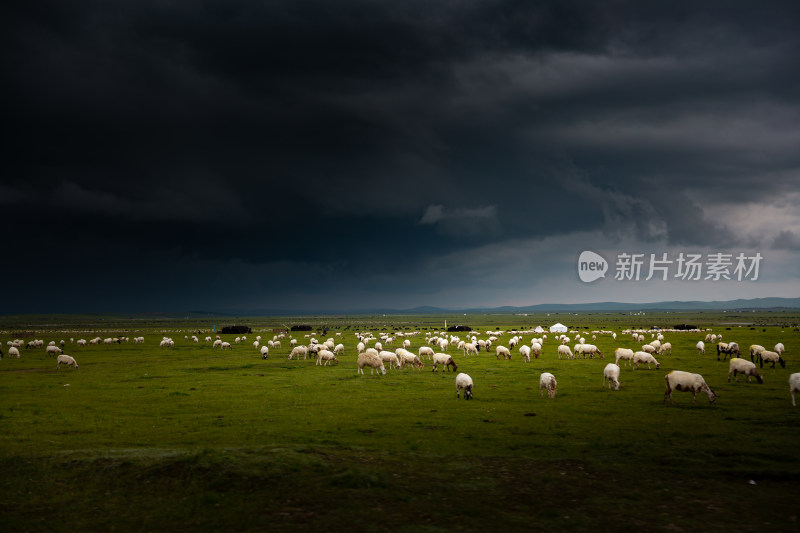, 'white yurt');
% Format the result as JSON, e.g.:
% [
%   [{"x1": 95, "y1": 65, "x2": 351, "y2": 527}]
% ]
[{"x1": 549, "y1": 323, "x2": 568, "y2": 333}]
